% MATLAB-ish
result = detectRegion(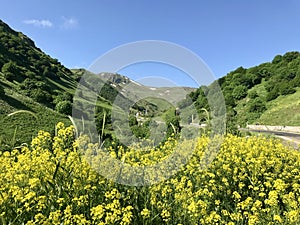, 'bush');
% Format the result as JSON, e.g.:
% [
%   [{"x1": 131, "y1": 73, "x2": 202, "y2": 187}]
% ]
[
  {"x1": 0, "y1": 61, "x2": 24, "y2": 82},
  {"x1": 232, "y1": 85, "x2": 247, "y2": 100},
  {"x1": 248, "y1": 90, "x2": 258, "y2": 99},
  {"x1": 30, "y1": 88, "x2": 52, "y2": 104},
  {"x1": 280, "y1": 82, "x2": 296, "y2": 95},
  {"x1": 266, "y1": 89, "x2": 280, "y2": 101},
  {"x1": 249, "y1": 98, "x2": 266, "y2": 113},
  {"x1": 55, "y1": 100, "x2": 72, "y2": 115}
]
